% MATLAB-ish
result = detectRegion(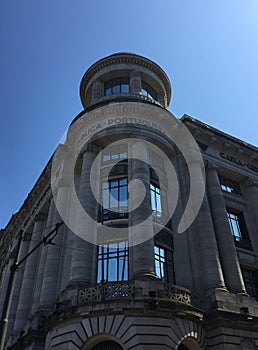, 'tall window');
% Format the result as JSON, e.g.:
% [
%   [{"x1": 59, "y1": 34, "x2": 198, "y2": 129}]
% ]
[
  {"x1": 227, "y1": 209, "x2": 251, "y2": 249},
  {"x1": 97, "y1": 241, "x2": 128, "y2": 283},
  {"x1": 102, "y1": 144, "x2": 127, "y2": 163},
  {"x1": 227, "y1": 211, "x2": 242, "y2": 241},
  {"x1": 150, "y1": 183, "x2": 162, "y2": 222},
  {"x1": 242, "y1": 269, "x2": 258, "y2": 300},
  {"x1": 104, "y1": 78, "x2": 129, "y2": 96},
  {"x1": 154, "y1": 245, "x2": 174, "y2": 283},
  {"x1": 220, "y1": 176, "x2": 241, "y2": 195},
  {"x1": 102, "y1": 178, "x2": 128, "y2": 221}
]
